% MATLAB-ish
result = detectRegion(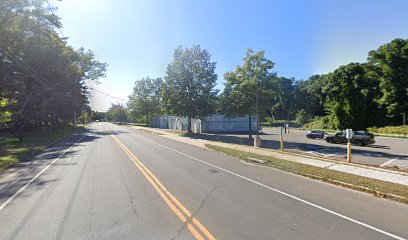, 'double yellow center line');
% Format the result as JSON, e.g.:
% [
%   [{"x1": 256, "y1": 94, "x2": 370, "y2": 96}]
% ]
[{"x1": 110, "y1": 134, "x2": 215, "y2": 240}]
